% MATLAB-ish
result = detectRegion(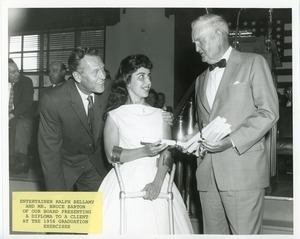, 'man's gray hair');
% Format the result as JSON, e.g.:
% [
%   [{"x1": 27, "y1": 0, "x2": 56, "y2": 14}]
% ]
[{"x1": 192, "y1": 14, "x2": 229, "y2": 38}]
